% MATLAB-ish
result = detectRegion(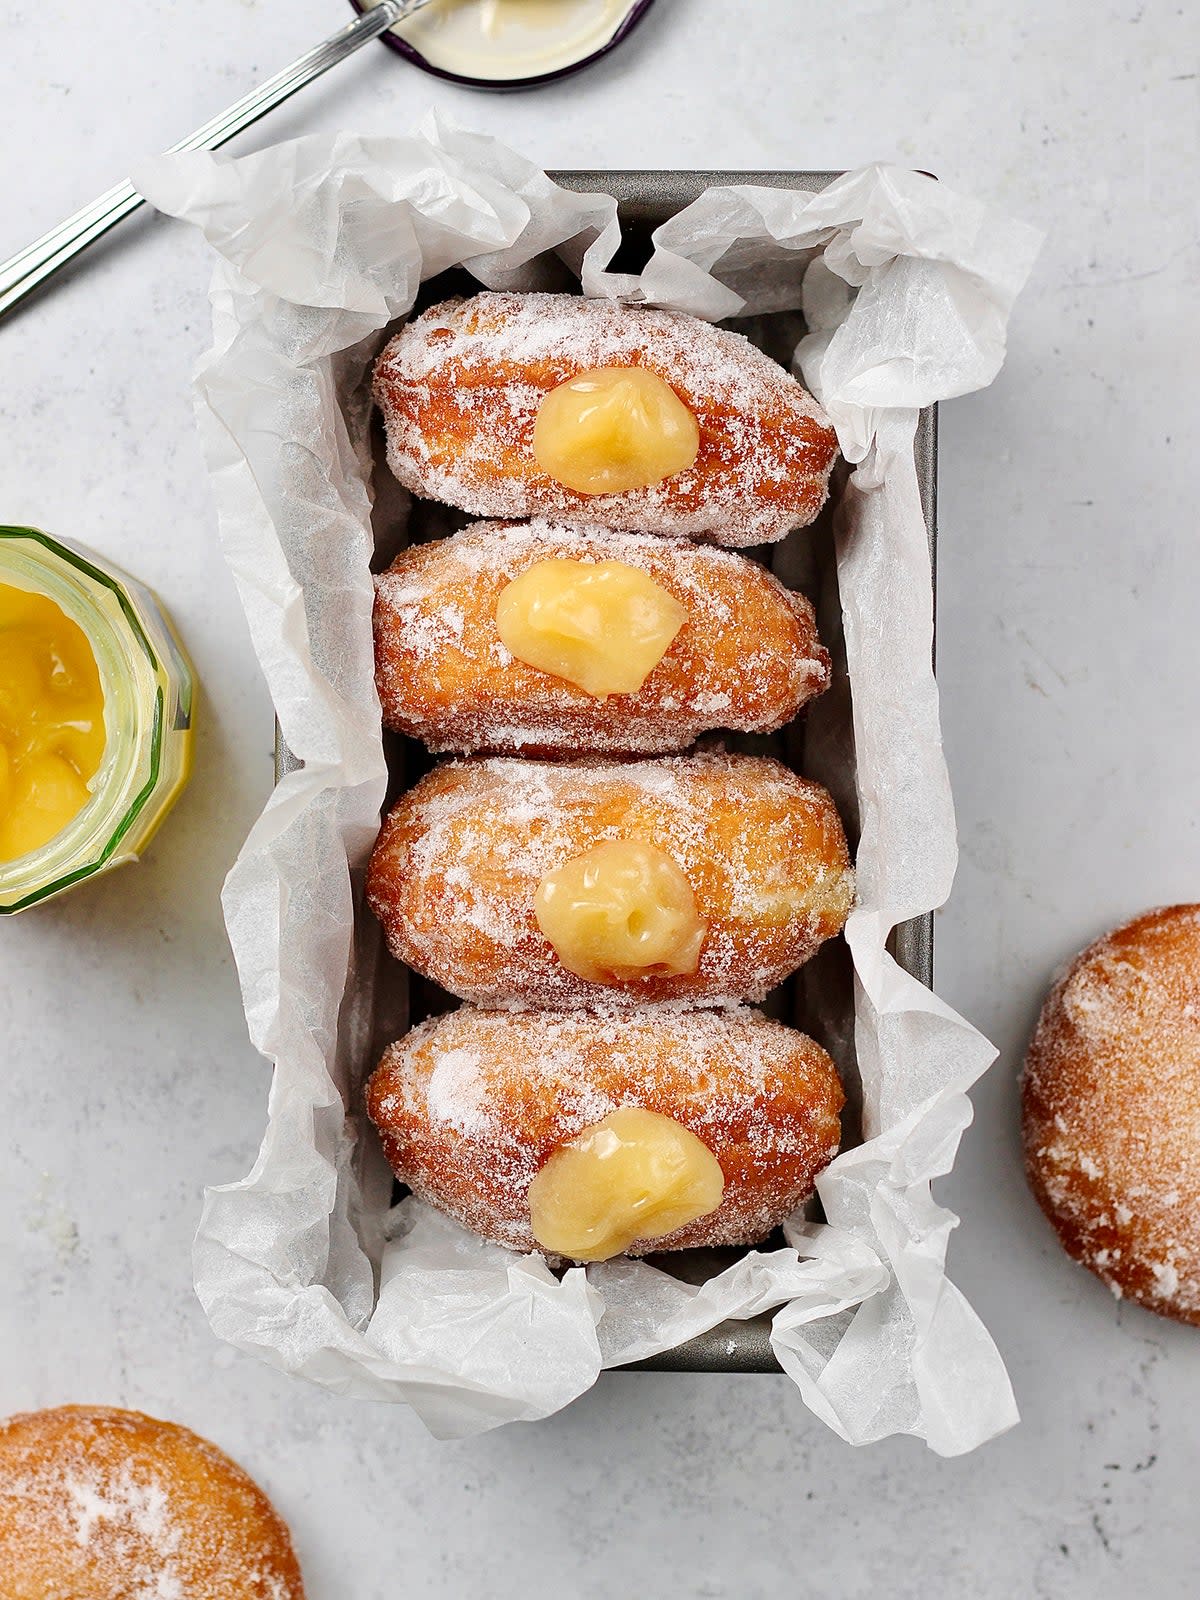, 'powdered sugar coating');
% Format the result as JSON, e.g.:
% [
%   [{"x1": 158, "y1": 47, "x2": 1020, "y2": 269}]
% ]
[
  {"x1": 366, "y1": 751, "x2": 854, "y2": 1008},
  {"x1": 372, "y1": 292, "x2": 839, "y2": 546},
  {"x1": 1023, "y1": 904, "x2": 1200, "y2": 1325},
  {"x1": 367, "y1": 1005, "x2": 844, "y2": 1256},
  {"x1": 373, "y1": 519, "x2": 830, "y2": 755},
  {"x1": 0, "y1": 1406, "x2": 305, "y2": 1599}
]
